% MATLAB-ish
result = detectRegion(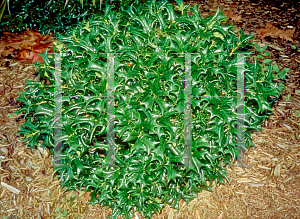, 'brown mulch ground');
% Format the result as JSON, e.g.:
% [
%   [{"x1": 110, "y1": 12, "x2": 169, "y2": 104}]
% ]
[{"x1": 0, "y1": 0, "x2": 300, "y2": 218}]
